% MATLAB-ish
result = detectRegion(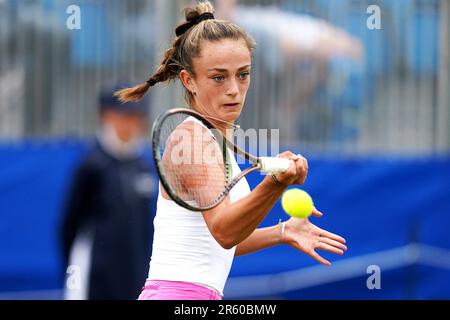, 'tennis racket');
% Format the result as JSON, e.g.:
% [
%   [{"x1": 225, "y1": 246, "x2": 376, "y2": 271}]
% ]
[{"x1": 151, "y1": 108, "x2": 291, "y2": 211}]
